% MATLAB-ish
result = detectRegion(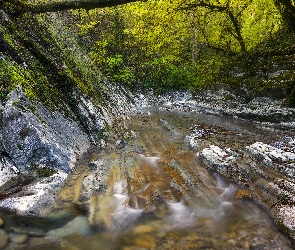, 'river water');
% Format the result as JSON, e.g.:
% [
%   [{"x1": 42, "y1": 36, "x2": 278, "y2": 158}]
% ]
[{"x1": 0, "y1": 108, "x2": 294, "y2": 249}]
